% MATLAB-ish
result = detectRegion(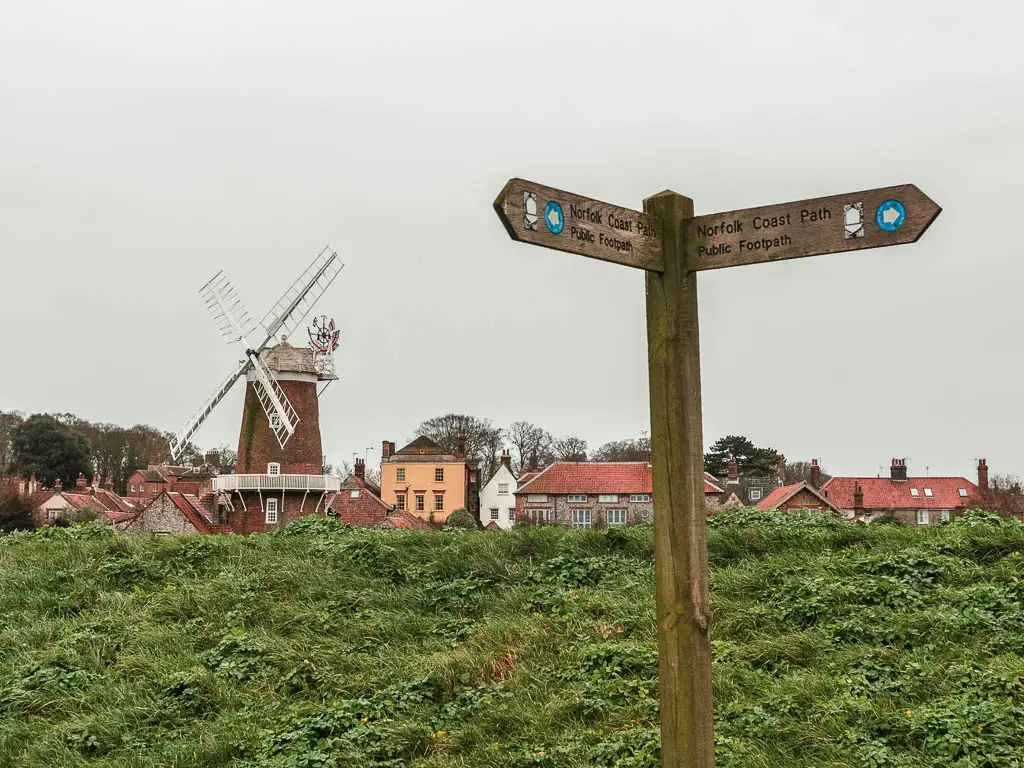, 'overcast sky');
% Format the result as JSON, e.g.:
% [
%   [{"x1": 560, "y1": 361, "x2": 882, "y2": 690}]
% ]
[{"x1": 2, "y1": 1, "x2": 1022, "y2": 481}]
